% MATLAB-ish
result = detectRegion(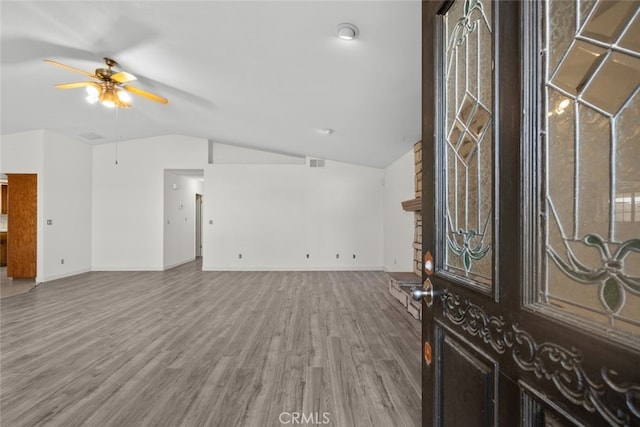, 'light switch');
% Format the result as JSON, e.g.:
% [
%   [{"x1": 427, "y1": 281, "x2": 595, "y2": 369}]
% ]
[{"x1": 46, "y1": 219, "x2": 53, "y2": 225}]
